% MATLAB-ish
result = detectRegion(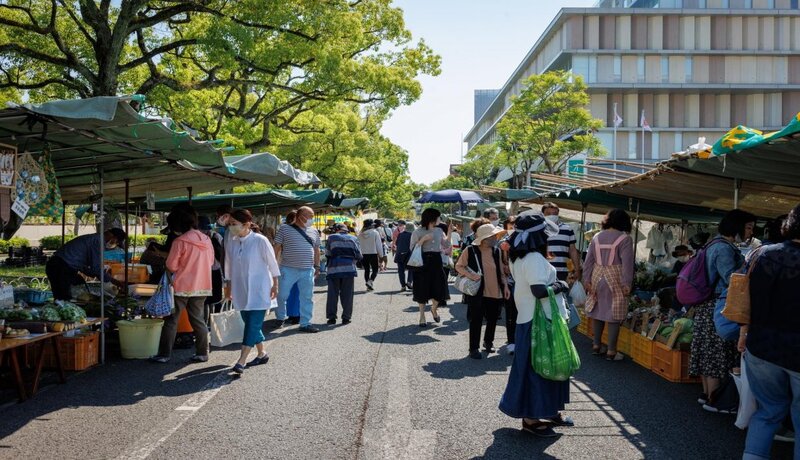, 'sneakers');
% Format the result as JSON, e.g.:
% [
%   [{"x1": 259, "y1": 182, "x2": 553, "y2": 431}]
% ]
[
  {"x1": 149, "y1": 355, "x2": 169, "y2": 363},
  {"x1": 326, "y1": 319, "x2": 336, "y2": 325},
  {"x1": 232, "y1": 363, "x2": 245, "y2": 374},
  {"x1": 484, "y1": 343, "x2": 495, "y2": 354},
  {"x1": 774, "y1": 427, "x2": 796, "y2": 443},
  {"x1": 506, "y1": 344, "x2": 516, "y2": 355},
  {"x1": 469, "y1": 350, "x2": 482, "y2": 359},
  {"x1": 341, "y1": 319, "x2": 351, "y2": 324},
  {"x1": 400, "y1": 286, "x2": 407, "y2": 292},
  {"x1": 246, "y1": 354, "x2": 269, "y2": 367},
  {"x1": 366, "y1": 280, "x2": 374, "y2": 291},
  {"x1": 702, "y1": 403, "x2": 737, "y2": 414},
  {"x1": 697, "y1": 393, "x2": 708, "y2": 405},
  {"x1": 191, "y1": 355, "x2": 209, "y2": 363},
  {"x1": 299, "y1": 325, "x2": 320, "y2": 333}
]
